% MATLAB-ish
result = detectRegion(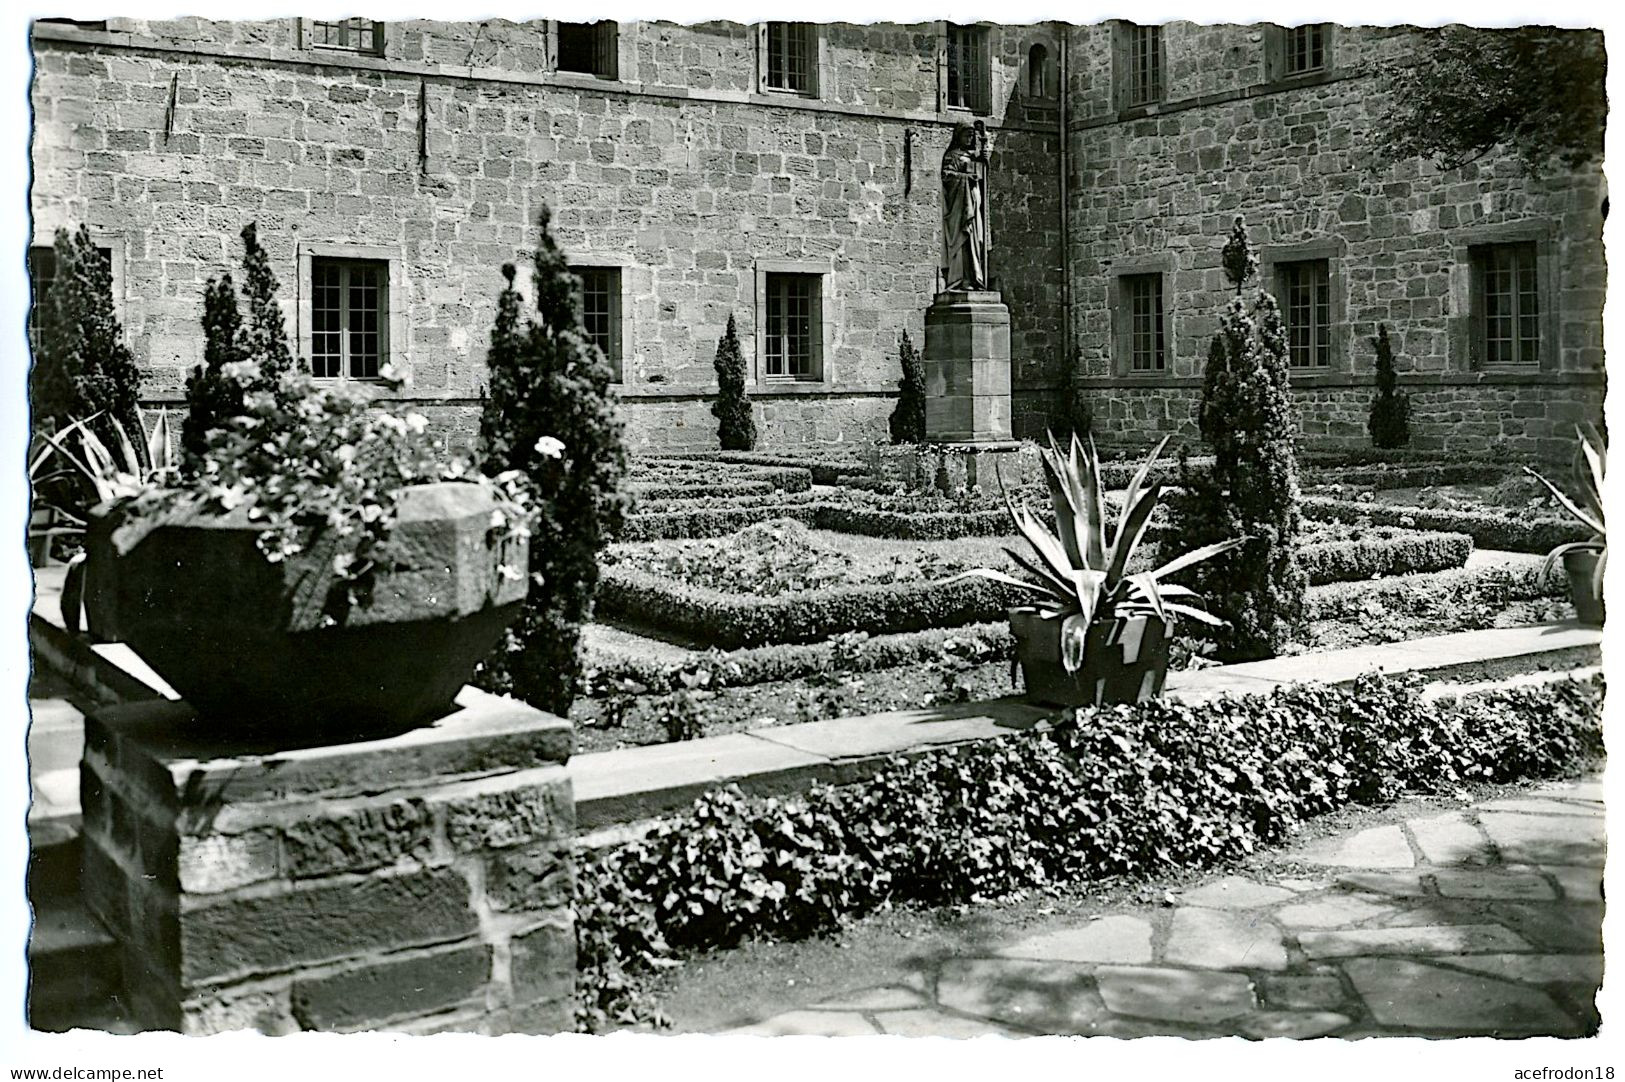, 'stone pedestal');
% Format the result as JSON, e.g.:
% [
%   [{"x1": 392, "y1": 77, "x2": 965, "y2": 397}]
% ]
[
  {"x1": 80, "y1": 686, "x2": 575, "y2": 1035},
  {"x1": 924, "y1": 290, "x2": 1013, "y2": 443}
]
